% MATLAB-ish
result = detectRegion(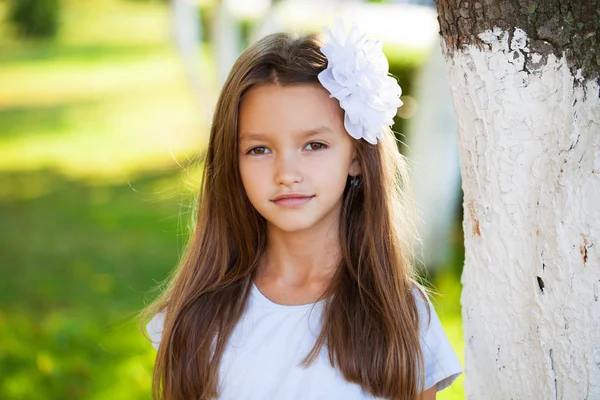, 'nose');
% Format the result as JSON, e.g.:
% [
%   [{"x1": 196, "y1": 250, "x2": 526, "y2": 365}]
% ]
[{"x1": 275, "y1": 150, "x2": 303, "y2": 186}]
